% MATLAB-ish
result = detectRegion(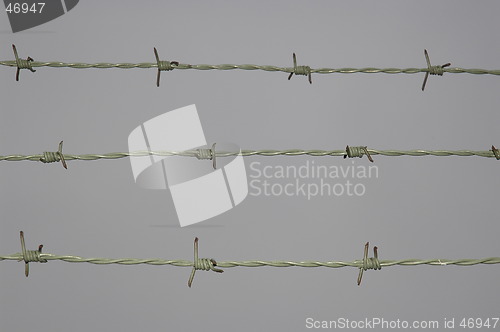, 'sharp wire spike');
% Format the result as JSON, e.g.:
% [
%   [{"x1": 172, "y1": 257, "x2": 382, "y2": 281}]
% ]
[
  {"x1": 188, "y1": 237, "x2": 223, "y2": 288},
  {"x1": 18, "y1": 231, "x2": 46, "y2": 277},
  {"x1": 422, "y1": 49, "x2": 451, "y2": 91},
  {"x1": 39, "y1": 141, "x2": 67, "y2": 169},
  {"x1": 154, "y1": 47, "x2": 179, "y2": 87},
  {"x1": 344, "y1": 145, "x2": 374, "y2": 162},
  {"x1": 357, "y1": 242, "x2": 369, "y2": 285},
  {"x1": 357, "y1": 242, "x2": 380, "y2": 285},
  {"x1": 154, "y1": 47, "x2": 161, "y2": 87},
  {"x1": 288, "y1": 53, "x2": 312, "y2": 83},
  {"x1": 211, "y1": 143, "x2": 217, "y2": 169},
  {"x1": 491, "y1": 145, "x2": 500, "y2": 160},
  {"x1": 188, "y1": 237, "x2": 199, "y2": 288},
  {"x1": 59, "y1": 141, "x2": 67, "y2": 169},
  {"x1": 12, "y1": 44, "x2": 36, "y2": 81}
]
